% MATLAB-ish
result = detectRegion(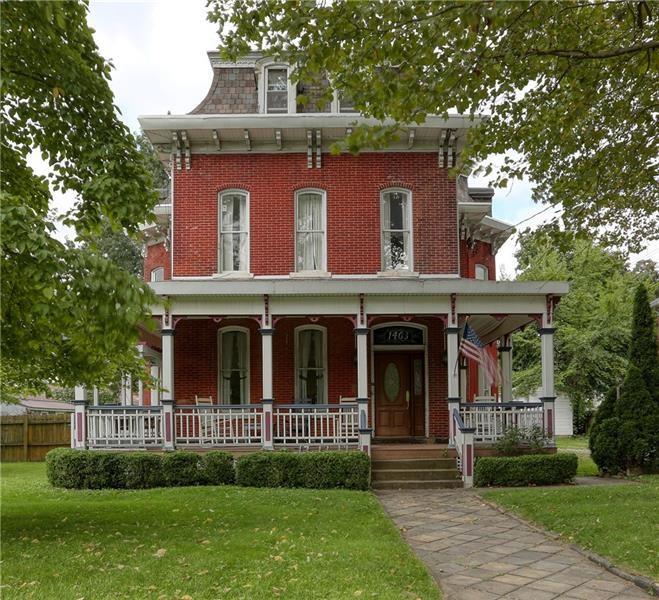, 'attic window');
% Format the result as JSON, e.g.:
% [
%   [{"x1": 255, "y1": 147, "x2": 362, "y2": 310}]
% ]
[{"x1": 266, "y1": 67, "x2": 288, "y2": 113}]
